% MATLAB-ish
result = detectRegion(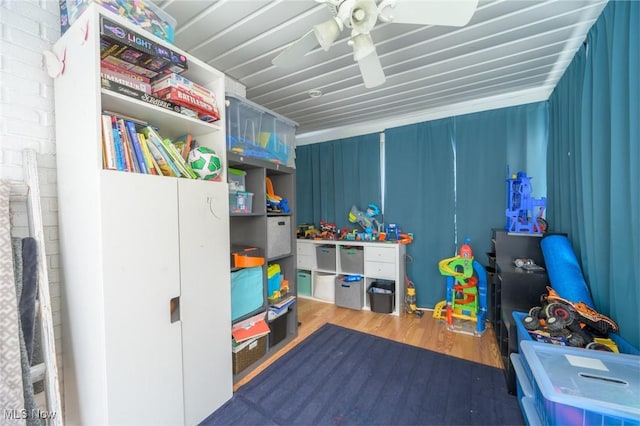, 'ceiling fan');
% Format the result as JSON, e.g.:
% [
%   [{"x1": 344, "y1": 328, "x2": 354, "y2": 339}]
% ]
[{"x1": 272, "y1": 0, "x2": 478, "y2": 88}]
